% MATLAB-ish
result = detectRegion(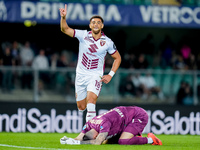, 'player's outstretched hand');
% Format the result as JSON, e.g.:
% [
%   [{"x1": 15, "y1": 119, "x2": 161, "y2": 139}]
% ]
[
  {"x1": 65, "y1": 138, "x2": 81, "y2": 145},
  {"x1": 60, "y1": 136, "x2": 69, "y2": 144},
  {"x1": 59, "y1": 4, "x2": 67, "y2": 17},
  {"x1": 100, "y1": 75, "x2": 112, "y2": 84}
]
